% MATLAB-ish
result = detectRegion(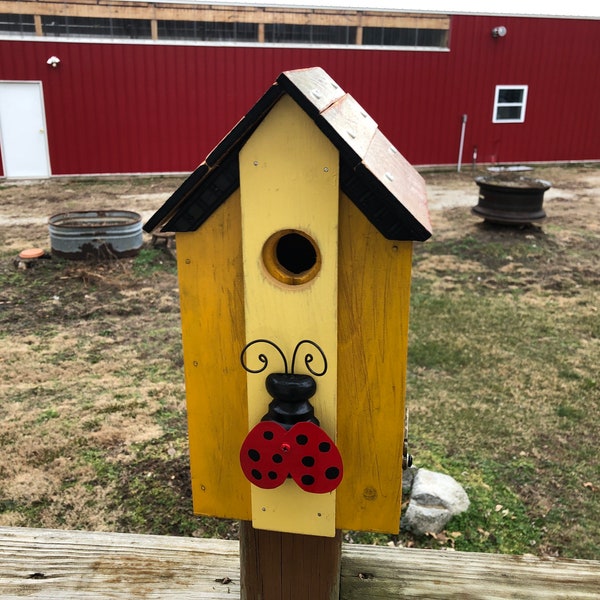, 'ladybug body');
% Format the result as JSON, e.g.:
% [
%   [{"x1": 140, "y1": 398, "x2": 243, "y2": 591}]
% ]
[
  {"x1": 240, "y1": 420, "x2": 343, "y2": 493},
  {"x1": 239, "y1": 340, "x2": 343, "y2": 494}
]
